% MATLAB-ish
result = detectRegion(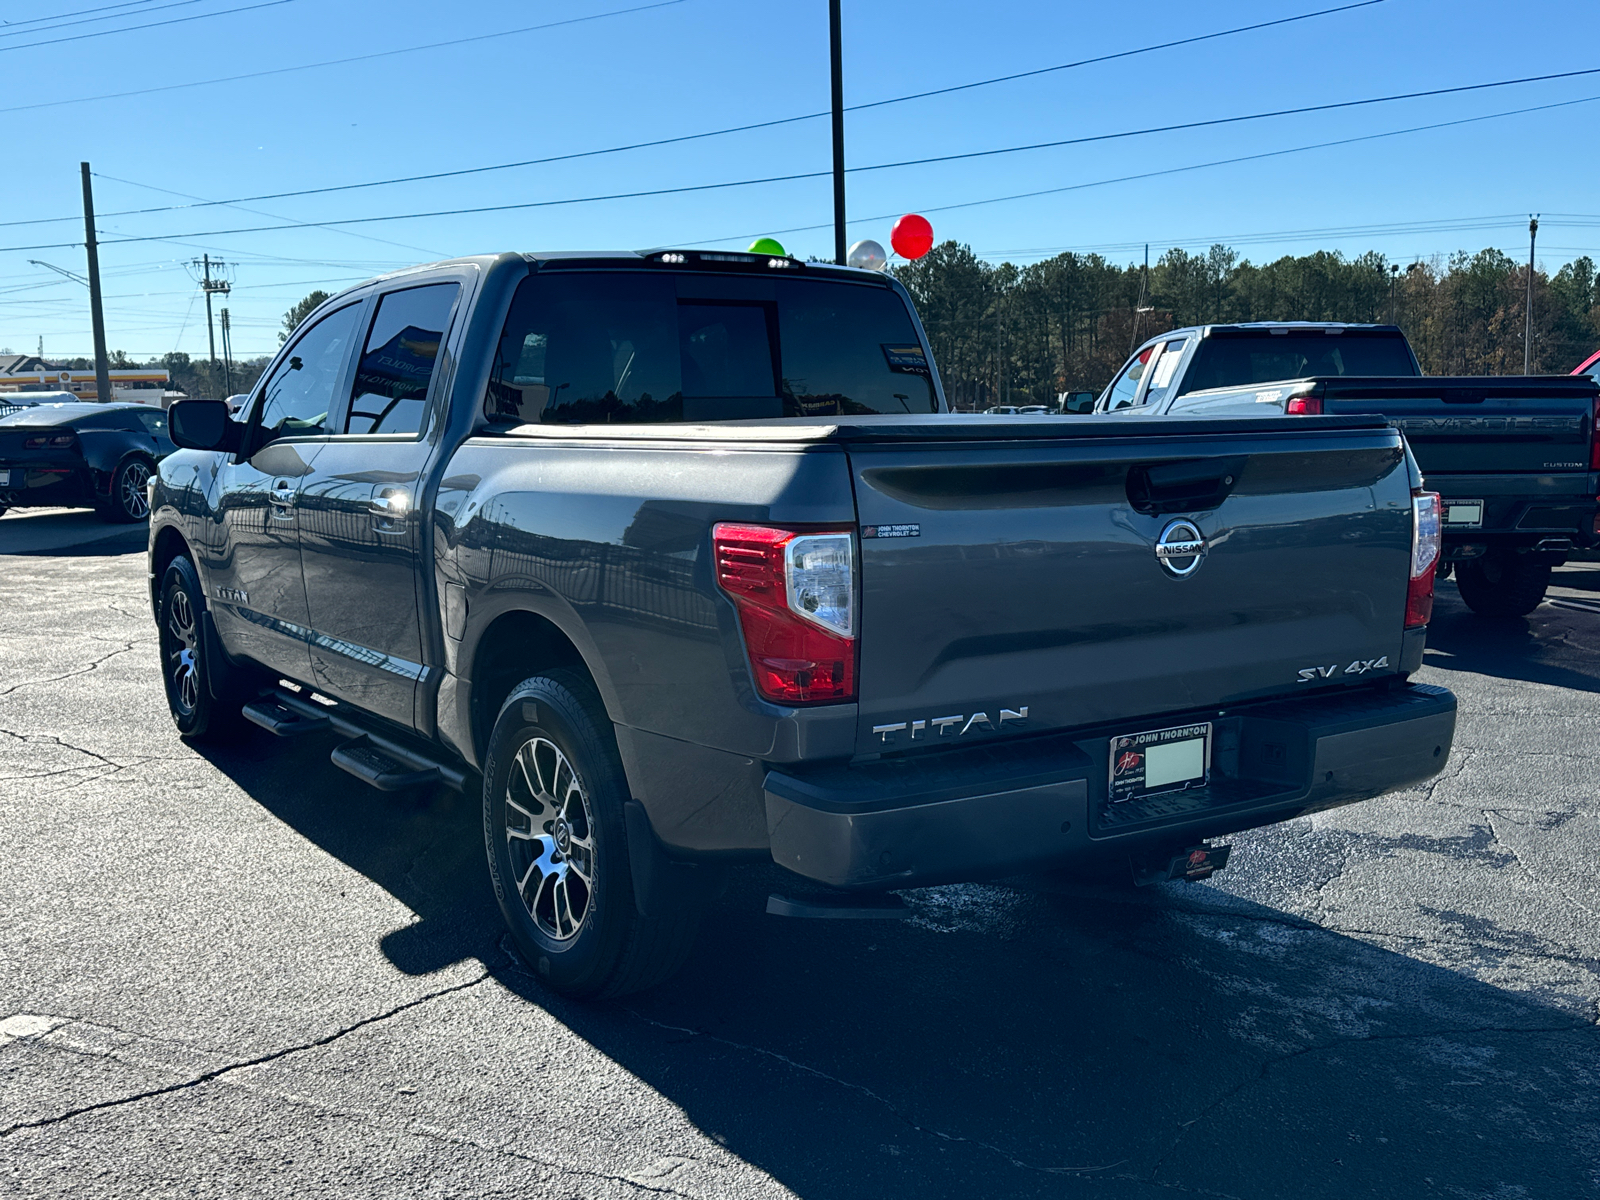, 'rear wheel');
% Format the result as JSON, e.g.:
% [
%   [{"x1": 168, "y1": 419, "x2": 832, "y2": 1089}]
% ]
[
  {"x1": 483, "y1": 671, "x2": 702, "y2": 998},
  {"x1": 99, "y1": 457, "x2": 153, "y2": 523},
  {"x1": 159, "y1": 556, "x2": 248, "y2": 742},
  {"x1": 1454, "y1": 553, "x2": 1551, "y2": 618}
]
